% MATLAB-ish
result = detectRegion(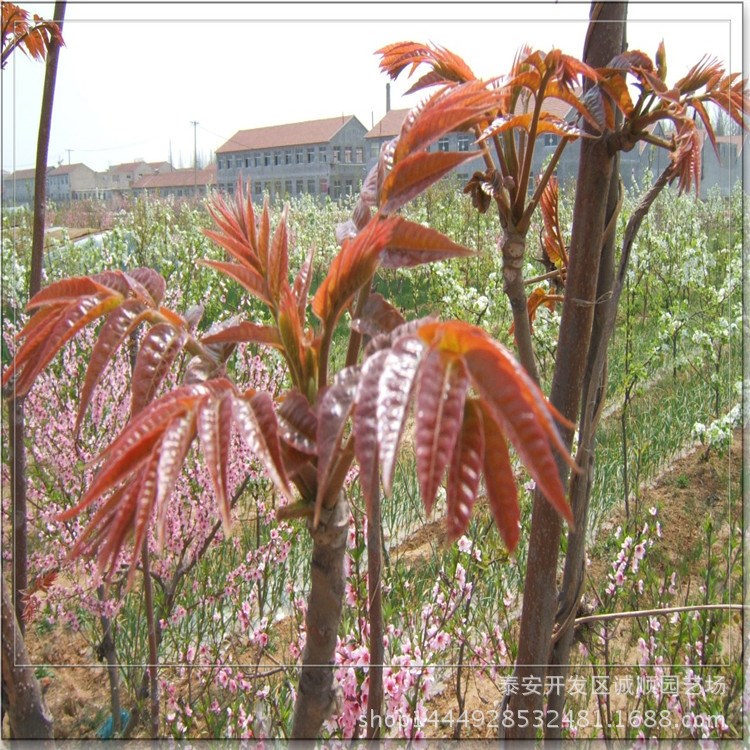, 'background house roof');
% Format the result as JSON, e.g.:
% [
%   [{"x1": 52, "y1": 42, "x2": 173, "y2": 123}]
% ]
[
  {"x1": 48, "y1": 163, "x2": 94, "y2": 176},
  {"x1": 5, "y1": 168, "x2": 38, "y2": 180},
  {"x1": 108, "y1": 160, "x2": 171, "y2": 174},
  {"x1": 216, "y1": 115, "x2": 361, "y2": 153},
  {"x1": 132, "y1": 165, "x2": 216, "y2": 190},
  {"x1": 365, "y1": 109, "x2": 409, "y2": 139}
]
